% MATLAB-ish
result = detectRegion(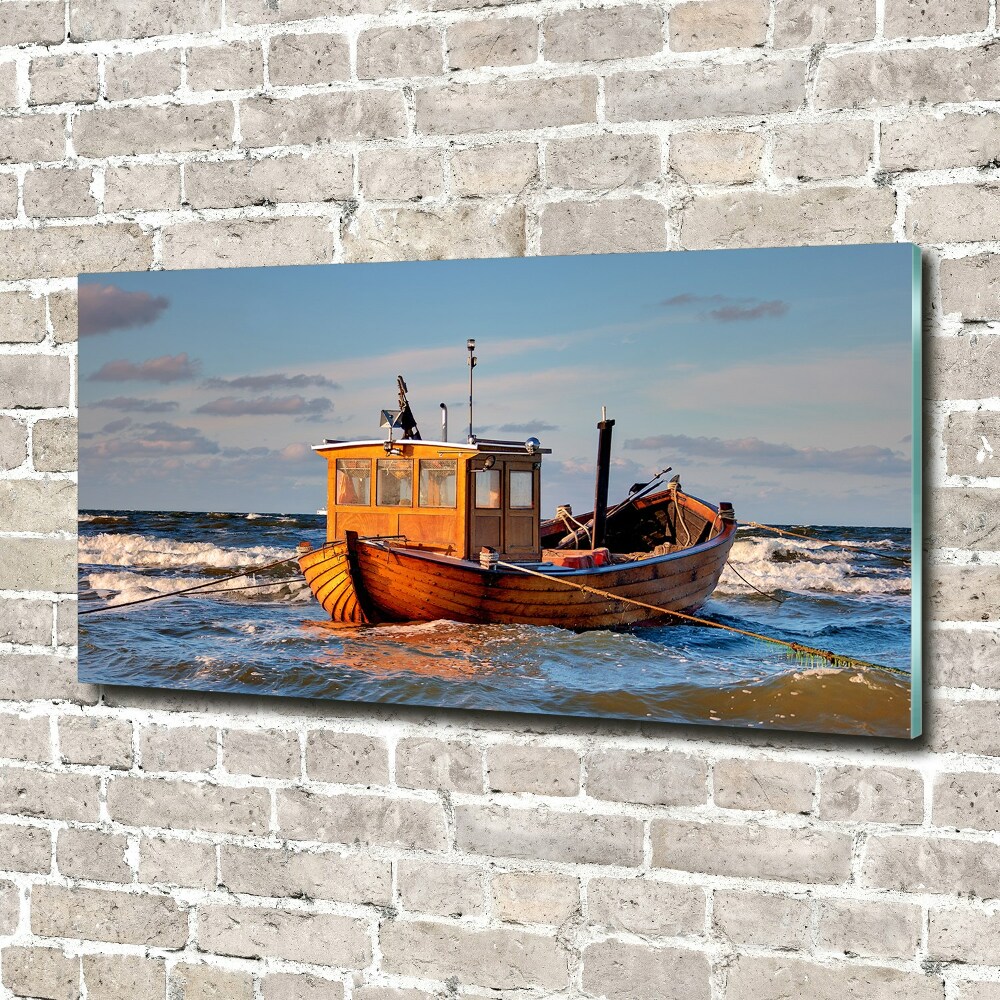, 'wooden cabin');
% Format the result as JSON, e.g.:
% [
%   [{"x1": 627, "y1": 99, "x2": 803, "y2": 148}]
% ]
[{"x1": 313, "y1": 437, "x2": 550, "y2": 562}]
